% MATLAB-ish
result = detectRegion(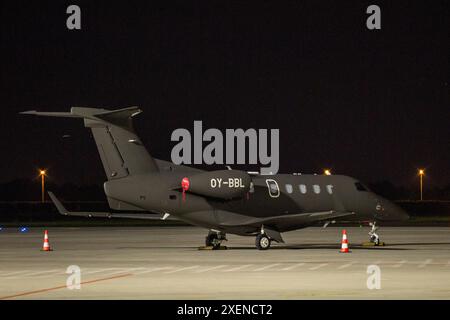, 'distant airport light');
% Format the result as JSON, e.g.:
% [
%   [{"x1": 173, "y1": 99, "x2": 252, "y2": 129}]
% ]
[
  {"x1": 418, "y1": 169, "x2": 425, "y2": 201},
  {"x1": 324, "y1": 169, "x2": 331, "y2": 176},
  {"x1": 39, "y1": 169, "x2": 47, "y2": 203}
]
